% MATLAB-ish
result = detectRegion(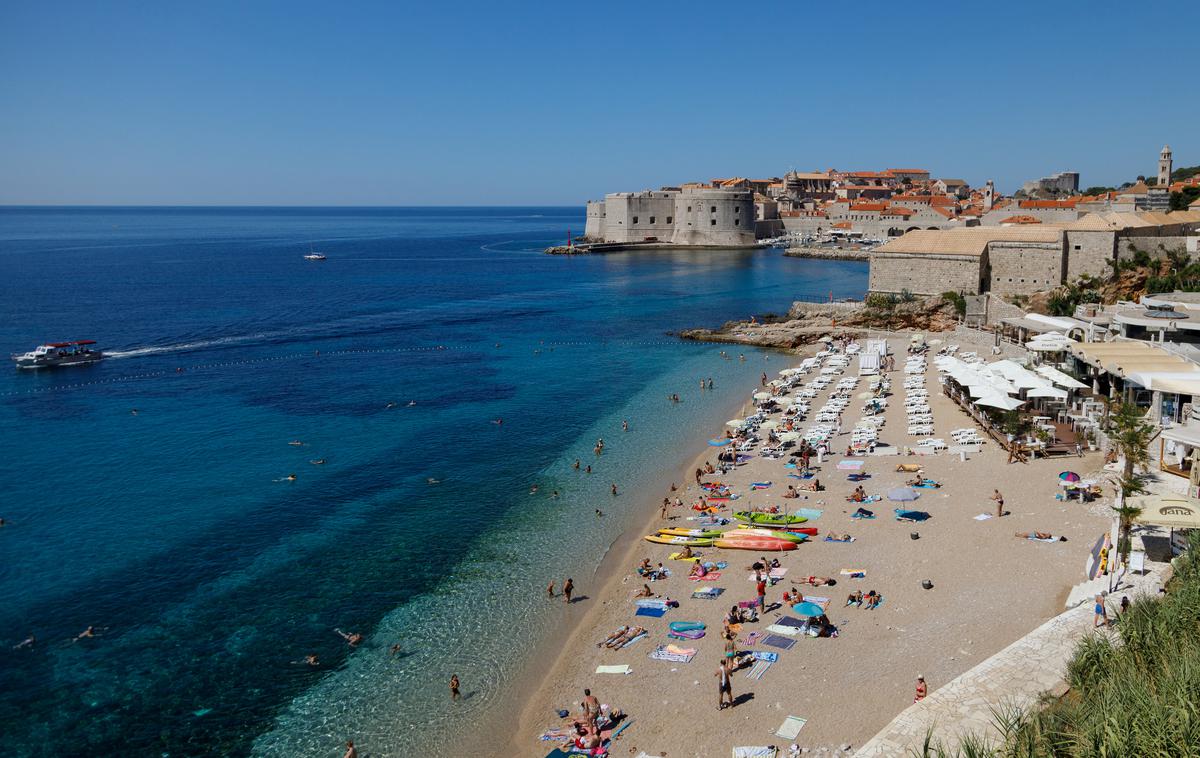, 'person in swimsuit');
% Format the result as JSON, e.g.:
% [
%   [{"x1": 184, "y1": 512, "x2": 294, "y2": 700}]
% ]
[
  {"x1": 914, "y1": 676, "x2": 927, "y2": 702},
  {"x1": 335, "y1": 629, "x2": 362, "y2": 646},
  {"x1": 1093, "y1": 595, "x2": 1108, "y2": 628},
  {"x1": 716, "y1": 658, "x2": 734, "y2": 710},
  {"x1": 449, "y1": 674, "x2": 461, "y2": 701},
  {"x1": 562, "y1": 578, "x2": 574, "y2": 604},
  {"x1": 581, "y1": 688, "x2": 600, "y2": 726}
]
